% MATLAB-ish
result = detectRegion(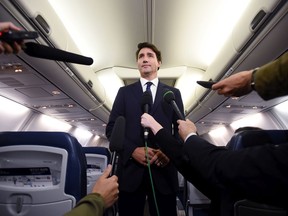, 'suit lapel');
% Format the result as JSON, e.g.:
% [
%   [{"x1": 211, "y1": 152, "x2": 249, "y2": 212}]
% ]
[
  {"x1": 150, "y1": 82, "x2": 165, "y2": 114},
  {"x1": 131, "y1": 80, "x2": 143, "y2": 98},
  {"x1": 130, "y1": 81, "x2": 144, "y2": 110}
]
